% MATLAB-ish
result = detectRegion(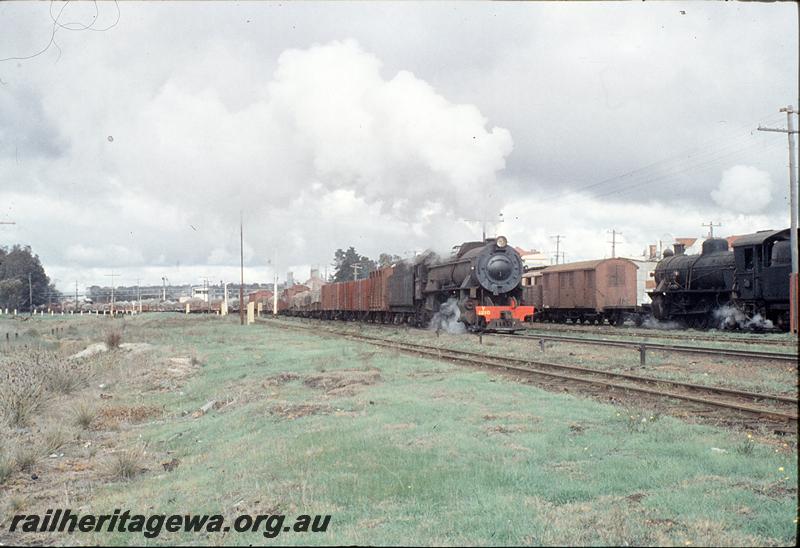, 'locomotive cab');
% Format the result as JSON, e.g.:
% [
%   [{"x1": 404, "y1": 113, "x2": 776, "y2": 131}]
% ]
[{"x1": 732, "y1": 228, "x2": 795, "y2": 329}]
